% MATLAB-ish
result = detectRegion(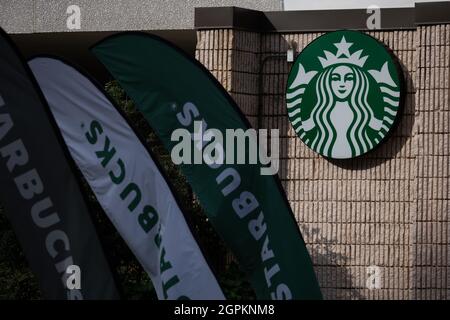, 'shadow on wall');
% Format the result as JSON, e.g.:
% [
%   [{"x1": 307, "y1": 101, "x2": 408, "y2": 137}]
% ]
[{"x1": 302, "y1": 227, "x2": 364, "y2": 300}]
